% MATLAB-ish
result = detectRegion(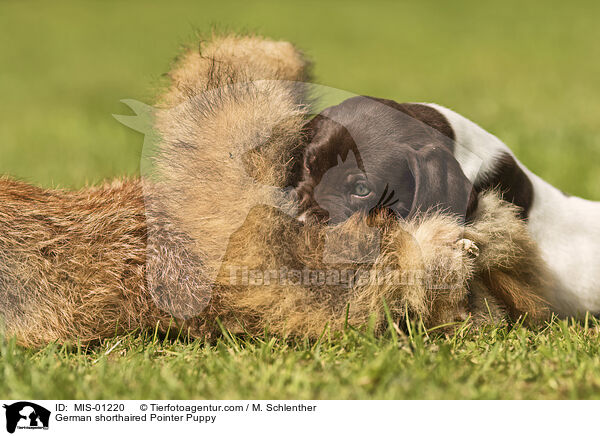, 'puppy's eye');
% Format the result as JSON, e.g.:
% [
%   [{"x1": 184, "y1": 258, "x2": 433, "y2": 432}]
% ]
[{"x1": 353, "y1": 181, "x2": 371, "y2": 197}]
